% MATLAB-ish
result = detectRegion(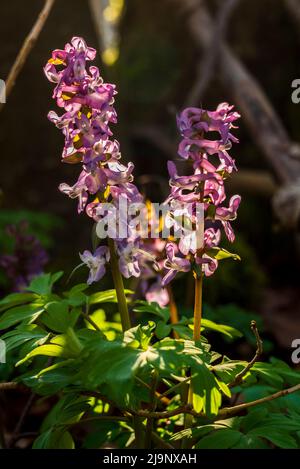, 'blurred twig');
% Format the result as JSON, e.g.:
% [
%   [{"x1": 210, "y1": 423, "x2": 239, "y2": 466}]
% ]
[
  {"x1": 0, "y1": 382, "x2": 24, "y2": 391},
  {"x1": 9, "y1": 432, "x2": 38, "y2": 446},
  {"x1": 0, "y1": 0, "x2": 55, "y2": 112},
  {"x1": 284, "y1": 0, "x2": 300, "y2": 29},
  {"x1": 133, "y1": 123, "x2": 277, "y2": 197},
  {"x1": 230, "y1": 170, "x2": 276, "y2": 197},
  {"x1": 171, "y1": 0, "x2": 300, "y2": 184},
  {"x1": 9, "y1": 393, "x2": 35, "y2": 448},
  {"x1": 228, "y1": 320, "x2": 263, "y2": 388},
  {"x1": 185, "y1": 0, "x2": 241, "y2": 105},
  {"x1": 12, "y1": 393, "x2": 35, "y2": 436},
  {"x1": 219, "y1": 383, "x2": 300, "y2": 419},
  {"x1": 131, "y1": 124, "x2": 176, "y2": 160}
]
